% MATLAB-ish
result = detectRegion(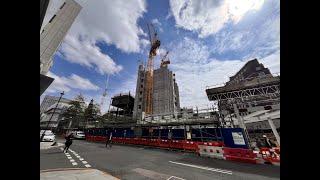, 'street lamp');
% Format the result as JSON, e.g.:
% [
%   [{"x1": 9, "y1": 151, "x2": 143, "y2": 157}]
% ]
[{"x1": 40, "y1": 91, "x2": 64, "y2": 141}]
